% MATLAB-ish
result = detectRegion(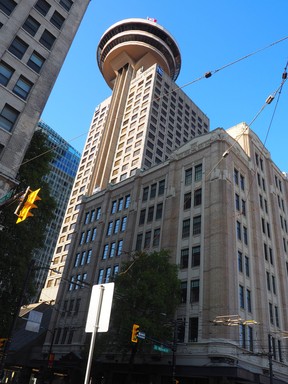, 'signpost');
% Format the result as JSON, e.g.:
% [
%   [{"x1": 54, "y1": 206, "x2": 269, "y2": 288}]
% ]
[{"x1": 84, "y1": 283, "x2": 114, "y2": 384}]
